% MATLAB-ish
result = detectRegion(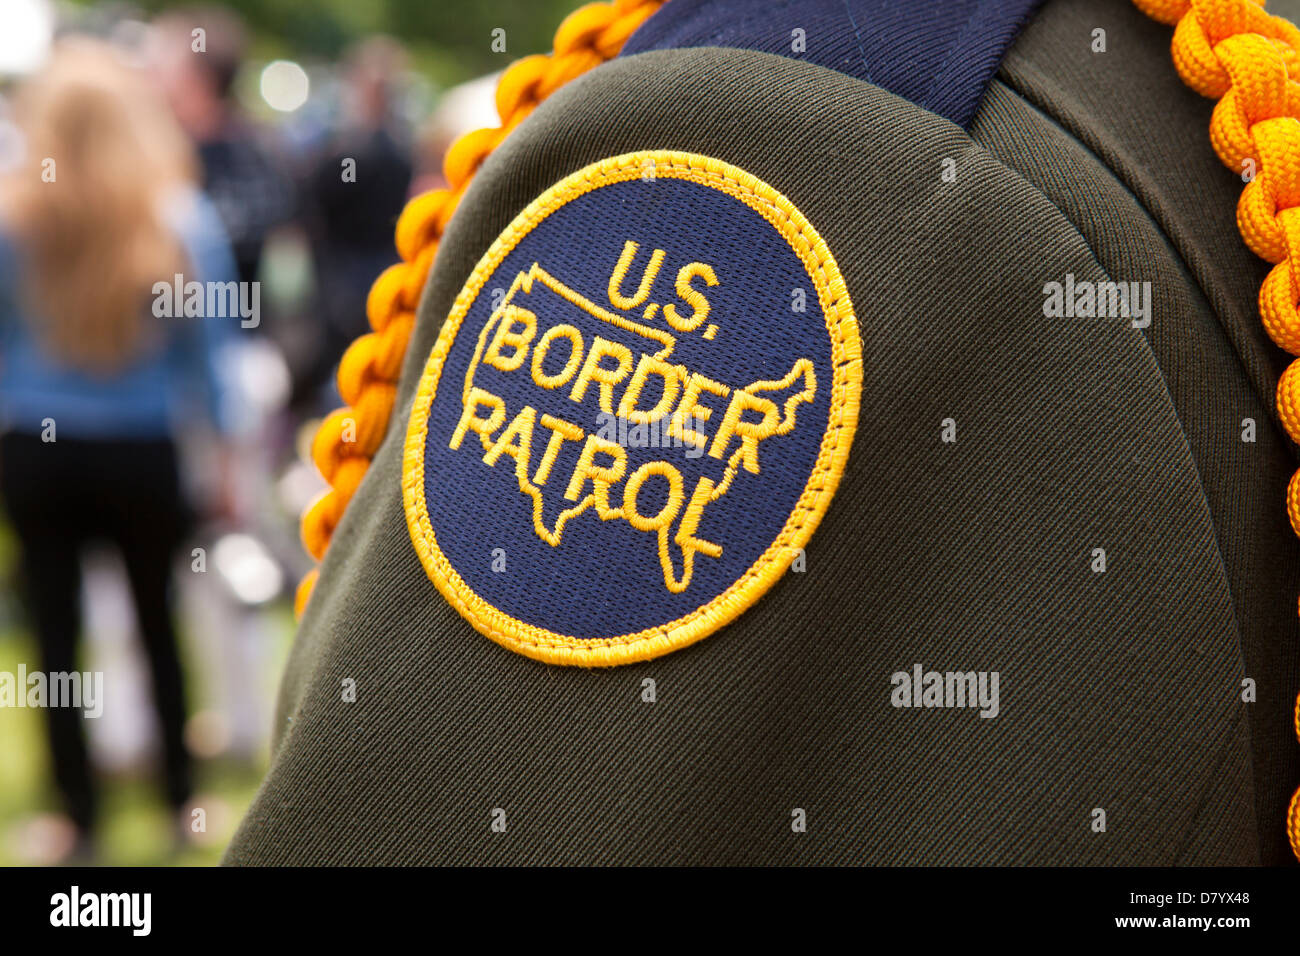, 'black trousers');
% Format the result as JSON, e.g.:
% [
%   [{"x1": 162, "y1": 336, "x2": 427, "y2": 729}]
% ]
[{"x1": 0, "y1": 431, "x2": 193, "y2": 832}]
